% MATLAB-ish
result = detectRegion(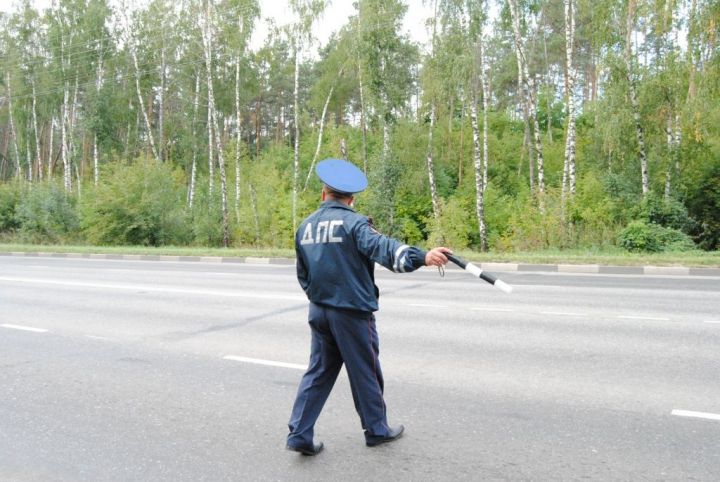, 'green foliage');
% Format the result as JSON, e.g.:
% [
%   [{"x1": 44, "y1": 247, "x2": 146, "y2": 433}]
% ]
[
  {"x1": 15, "y1": 183, "x2": 79, "y2": 243},
  {"x1": 80, "y1": 159, "x2": 190, "y2": 246},
  {"x1": 618, "y1": 221, "x2": 695, "y2": 253},
  {"x1": 427, "y1": 197, "x2": 474, "y2": 249},
  {"x1": 684, "y1": 154, "x2": 720, "y2": 250},
  {"x1": 630, "y1": 192, "x2": 695, "y2": 233},
  {"x1": 0, "y1": 182, "x2": 22, "y2": 232}
]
